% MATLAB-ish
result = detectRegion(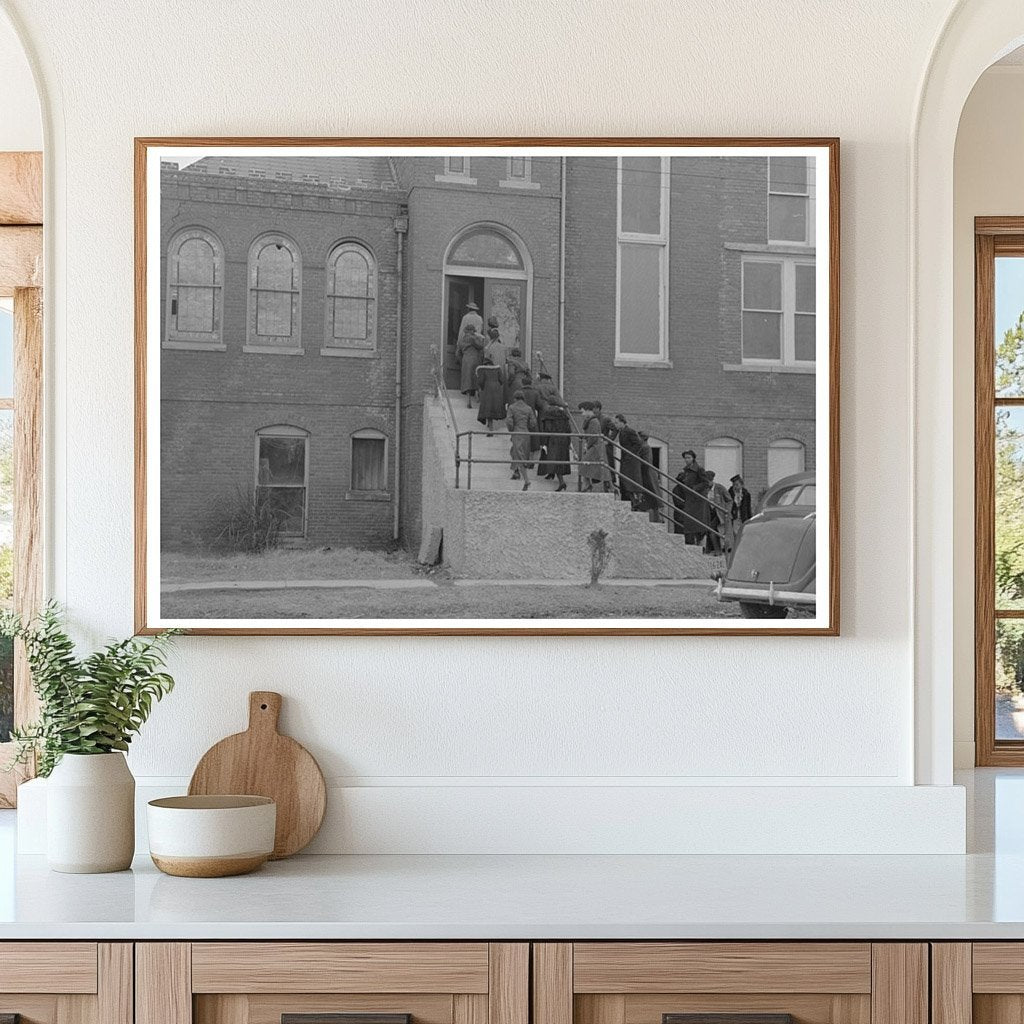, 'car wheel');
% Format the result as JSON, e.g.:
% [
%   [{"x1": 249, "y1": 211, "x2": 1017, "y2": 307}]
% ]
[{"x1": 738, "y1": 601, "x2": 789, "y2": 619}]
